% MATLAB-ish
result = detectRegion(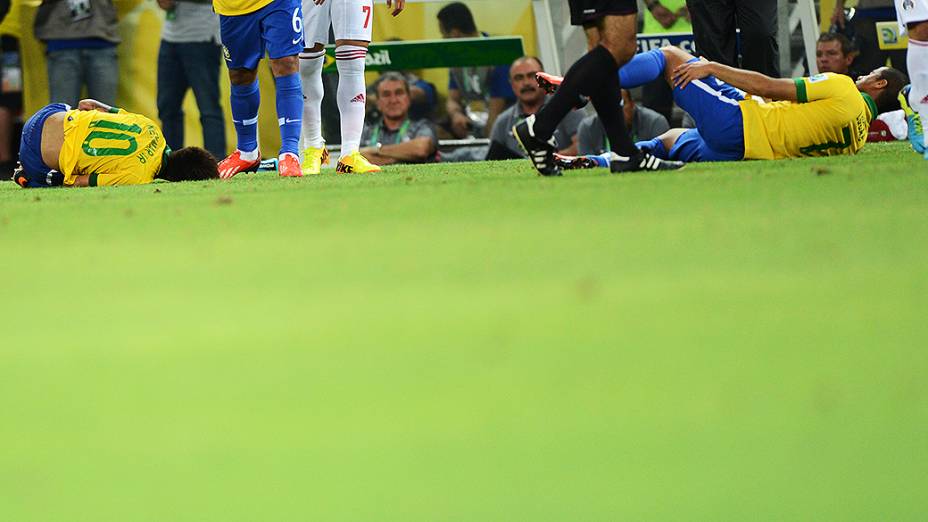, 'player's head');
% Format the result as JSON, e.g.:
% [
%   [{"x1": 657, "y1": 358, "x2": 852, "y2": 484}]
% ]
[
  {"x1": 856, "y1": 67, "x2": 909, "y2": 114},
  {"x1": 159, "y1": 147, "x2": 219, "y2": 183},
  {"x1": 375, "y1": 72, "x2": 412, "y2": 121},
  {"x1": 816, "y1": 32, "x2": 856, "y2": 75},
  {"x1": 437, "y1": 2, "x2": 477, "y2": 38},
  {"x1": 509, "y1": 56, "x2": 545, "y2": 106}
]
